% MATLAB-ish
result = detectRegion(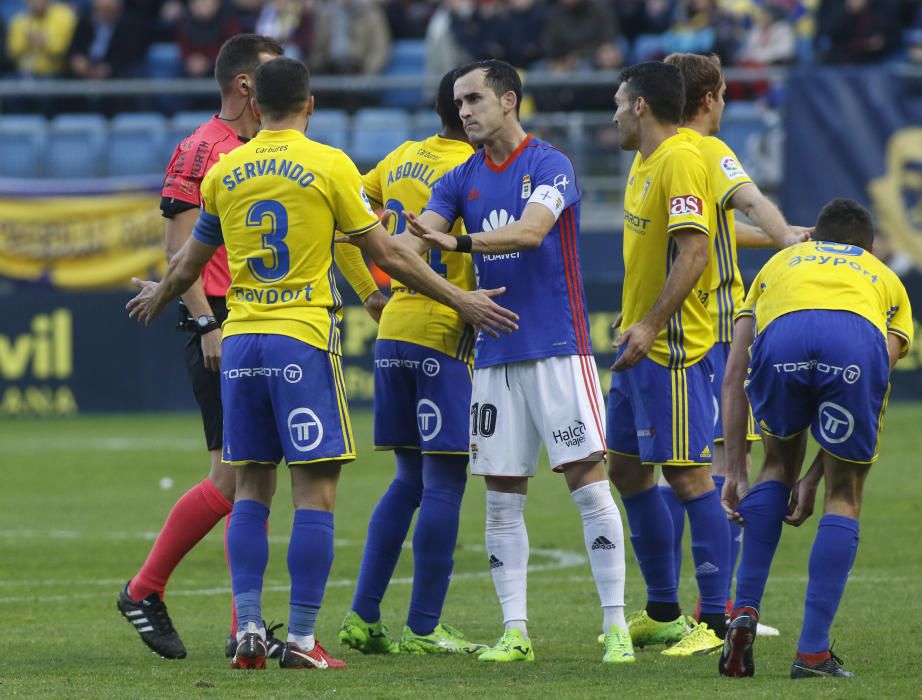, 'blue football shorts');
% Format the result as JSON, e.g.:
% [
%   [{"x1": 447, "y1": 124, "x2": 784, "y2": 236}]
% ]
[
  {"x1": 373, "y1": 339, "x2": 472, "y2": 454},
  {"x1": 746, "y1": 309, "x2": 890, "y2": 464},
  {"x1": 707, "y1": 341, "x2": 760, "y2": 443},
  {"x1": 607, "y1": 351, "x2": 714, "y2": 466},
  {"x1": 221, "y1": 333, "x2": 355, "y2": 466}
]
